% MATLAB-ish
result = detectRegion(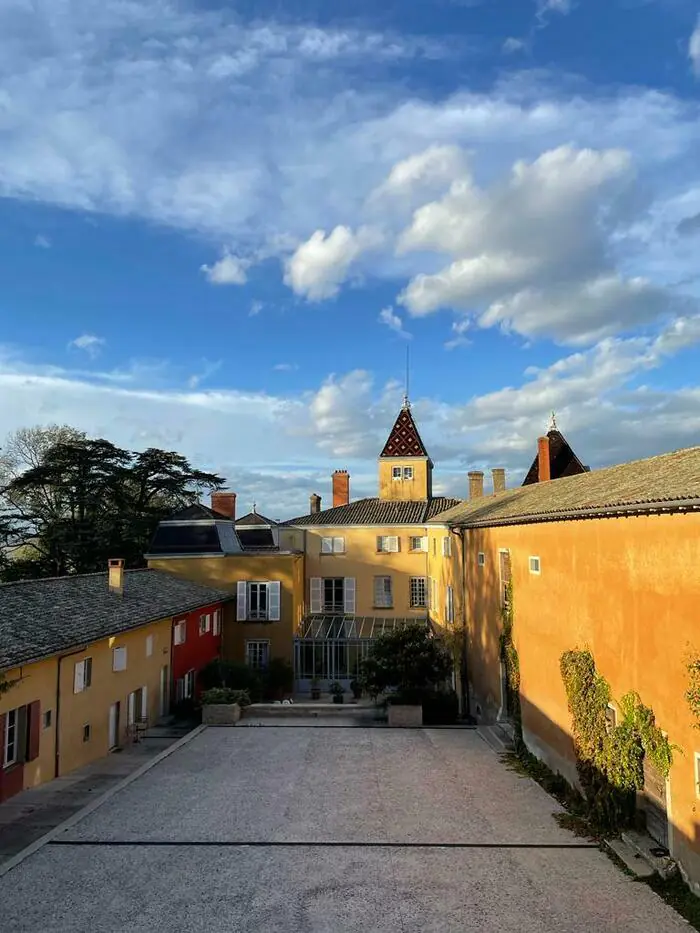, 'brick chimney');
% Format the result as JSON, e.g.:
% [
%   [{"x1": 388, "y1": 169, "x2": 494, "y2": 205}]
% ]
[
  {"x1": 211, "y1": 491, "x2": 236, "y2": 520},
  {"x1": 108, "y1": 558, "x2": 124, "y2": 596},
  {"x1": 332, "y1": 470, "x2": 350, "y2": 508},
  {"x1": 537, "y1": 437, "x2": 551, "y2": 483},
  {"x1": 492, "y1": 468, "x2": 506, "y2": 495},
  {"x1": 468, "y1": 471, "x2": 484, "y2": 500},
  {"x1": 310, "y1": 493, "x2": 322, "y2": 515}
]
